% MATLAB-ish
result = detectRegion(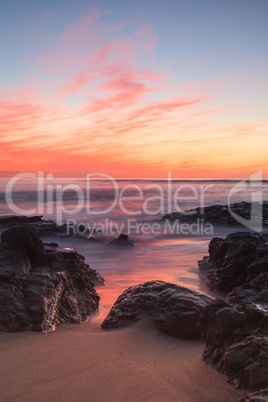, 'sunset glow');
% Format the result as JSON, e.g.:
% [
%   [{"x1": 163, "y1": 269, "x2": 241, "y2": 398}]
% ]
[{"x1": 1, "y1": 1, "x2": 267, "y2": 178}]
